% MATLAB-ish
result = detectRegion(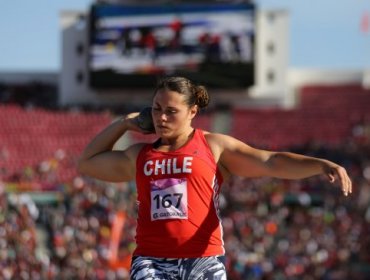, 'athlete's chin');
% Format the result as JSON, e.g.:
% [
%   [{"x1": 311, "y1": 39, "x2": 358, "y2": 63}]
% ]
[
  {"x1": 156, "y1": 127, "x2": 173, "y2": 136},
  {"x1": 156, "y1": 125, "x2": 171, "y2": 131}
]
